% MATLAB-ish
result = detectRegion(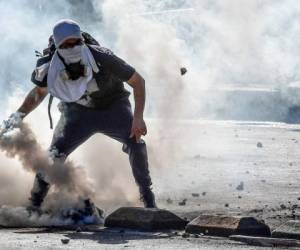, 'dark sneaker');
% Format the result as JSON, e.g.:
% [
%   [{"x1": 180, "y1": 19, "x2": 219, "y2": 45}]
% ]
[{"x1": 62, "y1": 199, "x2": 104, "y2": 224}]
